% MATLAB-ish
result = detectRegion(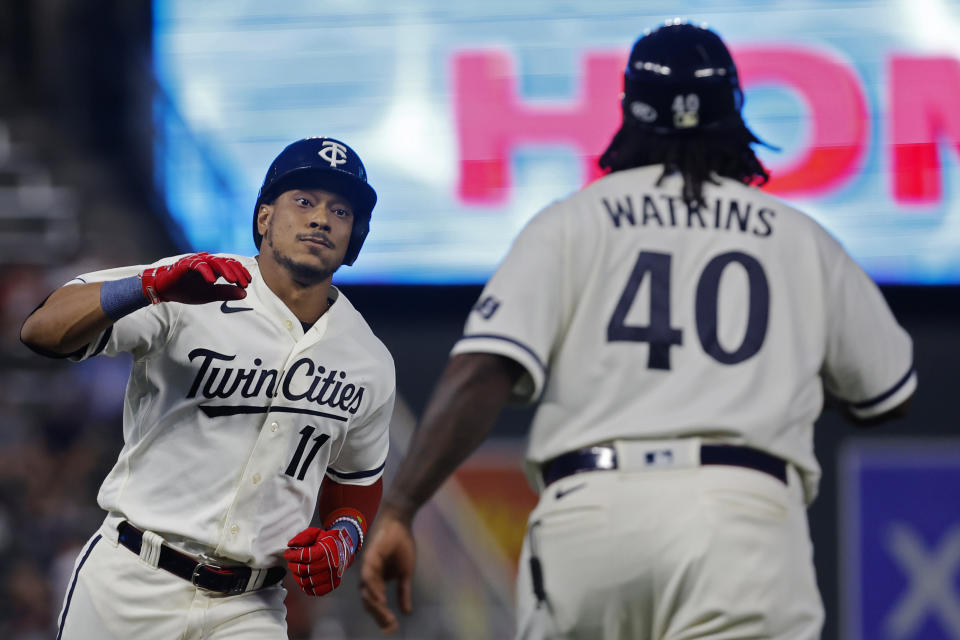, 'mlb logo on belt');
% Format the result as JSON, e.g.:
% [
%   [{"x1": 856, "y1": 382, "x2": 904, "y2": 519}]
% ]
[
  {"x1": 839, "y1": 439, "x2": 960, "y2": 640},
  {"x1": 643, "y1": 448, "x2": 675, "y2": 467}
]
